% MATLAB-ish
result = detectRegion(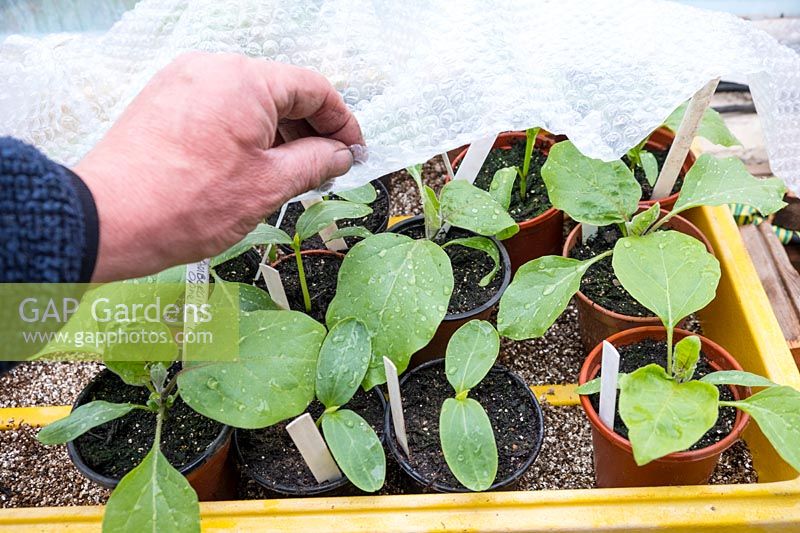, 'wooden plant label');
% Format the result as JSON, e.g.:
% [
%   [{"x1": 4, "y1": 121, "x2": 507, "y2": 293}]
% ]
[
  {"x1": 286, "y1": 413, "x2": 342, "y2": 483},
  {"x1": 441, "y1": 152, "x2": 455, "y2": 179},
  {"x1": 453, "y1": 134, "x2": 497, "y2": 184},
  {"x1": 651, "y1": 77, "x2": 720, "y2": 199},
  {"x1": 383, "y1": 356, "x2": 410, "y2": 457},
  {"x1": 581, "y1": 223, "x2": 597, "y2": 245},
  {"x1": 258, "y1": 264, "x2": 290, "y2": 310},
  {"x1": 599, "y1": 340, "x2": 621, "y2": 429},
  {"x1": 301, "y1": 197, "x2": 347, "y2": 251}
]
